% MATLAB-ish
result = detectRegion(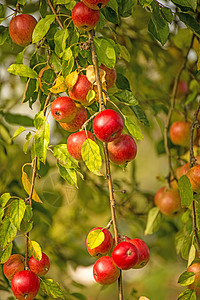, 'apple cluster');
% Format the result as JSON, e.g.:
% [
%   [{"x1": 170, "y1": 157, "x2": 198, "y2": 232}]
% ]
[
  {"x1": 3, "y1": 252, "x2": 50, "y2": 299},
  {"x1": 86, "y1": 227, "x2": 150, "y2": 285}
]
